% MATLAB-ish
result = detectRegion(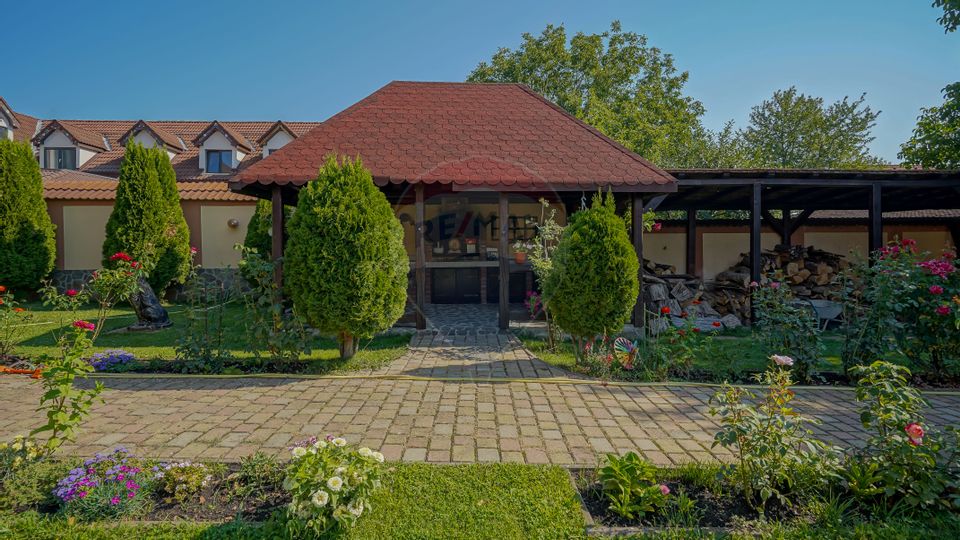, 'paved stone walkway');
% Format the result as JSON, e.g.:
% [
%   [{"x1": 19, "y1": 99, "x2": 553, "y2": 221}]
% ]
[{"x1": 2, "y1": 331, "x2": 959, "y2": 466}]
